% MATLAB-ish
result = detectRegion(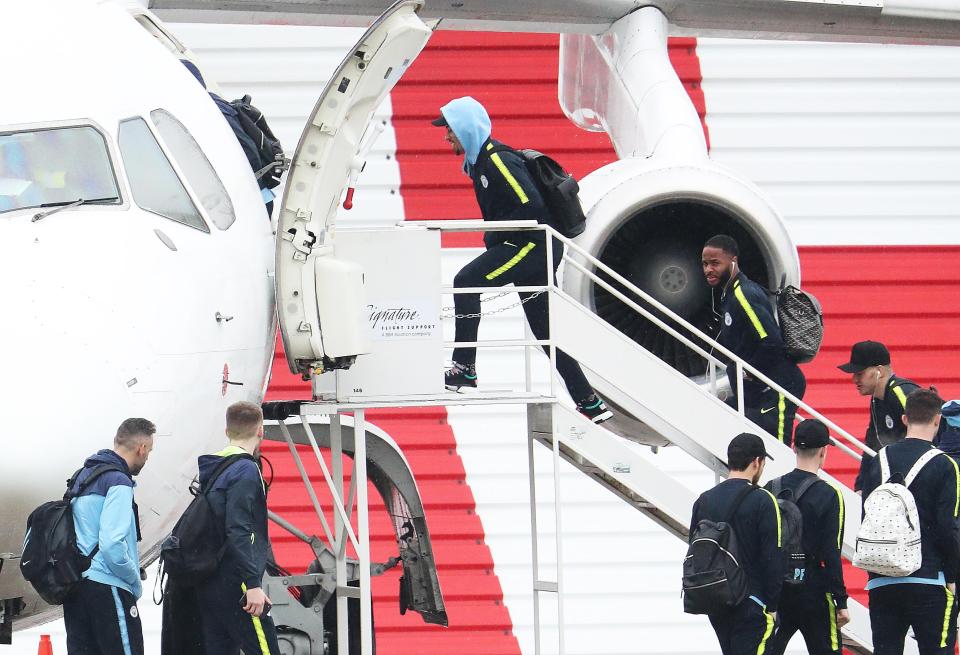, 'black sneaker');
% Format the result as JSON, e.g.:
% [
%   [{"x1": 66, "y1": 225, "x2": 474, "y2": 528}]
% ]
[
  {"x1": 577, "y1": 394, "x2": 613, "y2": 424},
  {"x1": 444, "y1": 363, "x2": 478, "y2": 391}
]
